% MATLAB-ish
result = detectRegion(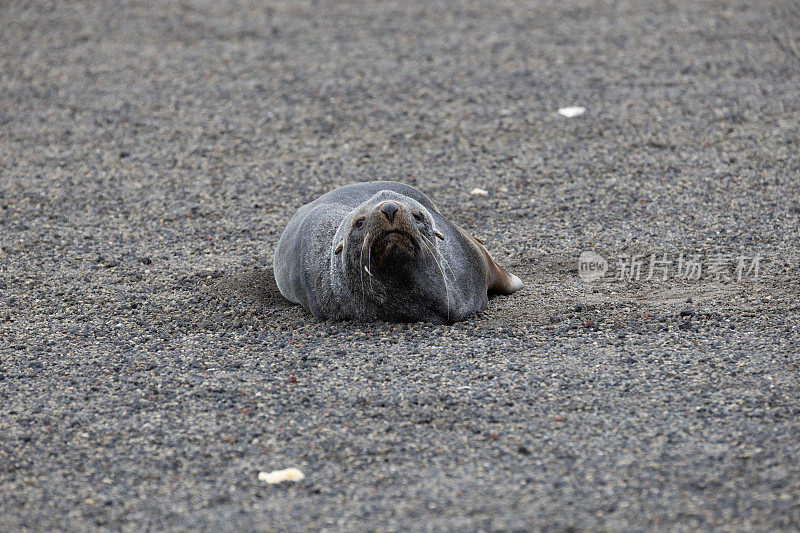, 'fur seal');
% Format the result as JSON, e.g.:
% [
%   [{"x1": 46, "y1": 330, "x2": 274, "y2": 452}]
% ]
[{"x1": 273, "y1": 181, "x2": 522, "y2": 323}]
